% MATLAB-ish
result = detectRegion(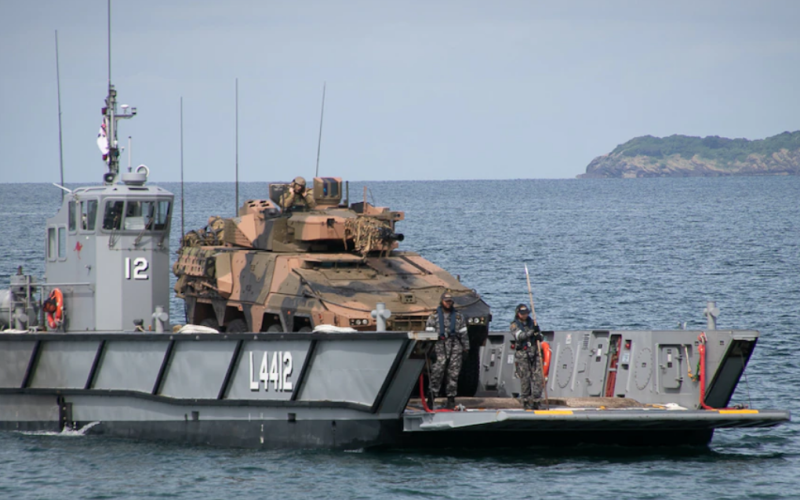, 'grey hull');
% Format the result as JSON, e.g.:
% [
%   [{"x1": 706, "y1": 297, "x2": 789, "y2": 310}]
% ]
[
  {"x1": 0, "y1": 329, "x2": 790, "y2": 450},
  {"x1": 0, "y1": 417, "x2": 713, "y2": 449}
]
